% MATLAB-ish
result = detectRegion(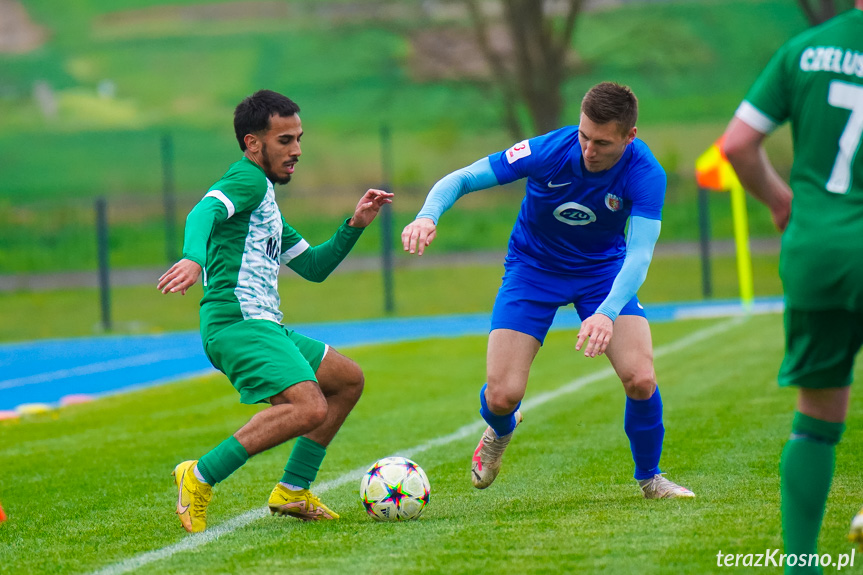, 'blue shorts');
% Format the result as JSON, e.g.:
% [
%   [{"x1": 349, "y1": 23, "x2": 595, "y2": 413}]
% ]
[{"x1": 490, "y1": 259, "x2": 645, "y2": 344}]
